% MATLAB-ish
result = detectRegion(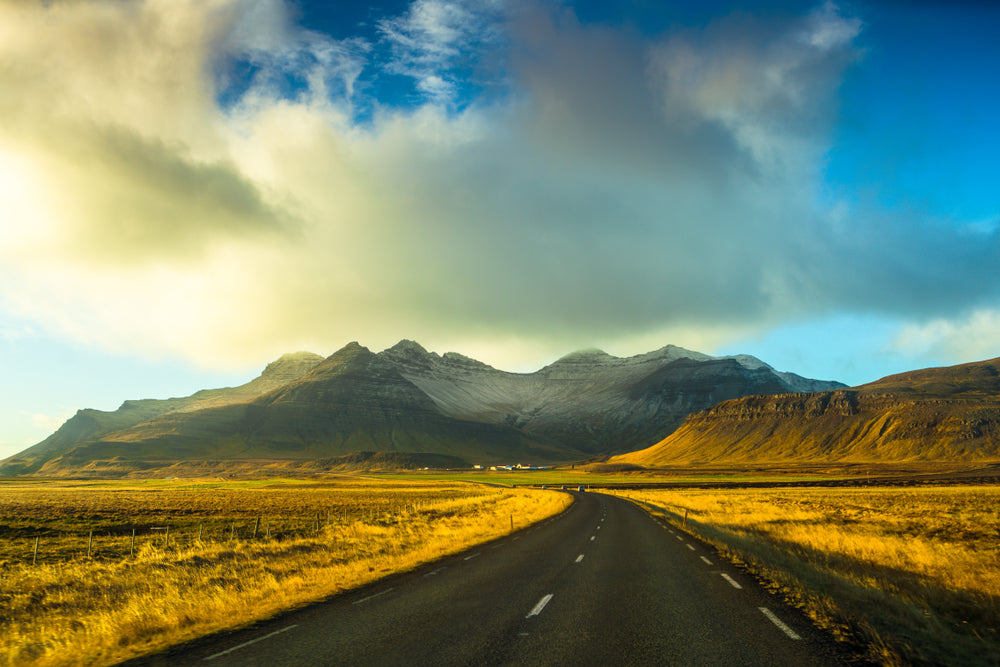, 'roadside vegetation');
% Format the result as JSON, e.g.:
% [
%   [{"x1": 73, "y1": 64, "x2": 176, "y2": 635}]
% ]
[
  {"x1": 610, "y1": 486, "x2": 1000, "y2": 666},
  {"x1": 0, "y1": 477, "x2": 571, "y2": 666}
]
